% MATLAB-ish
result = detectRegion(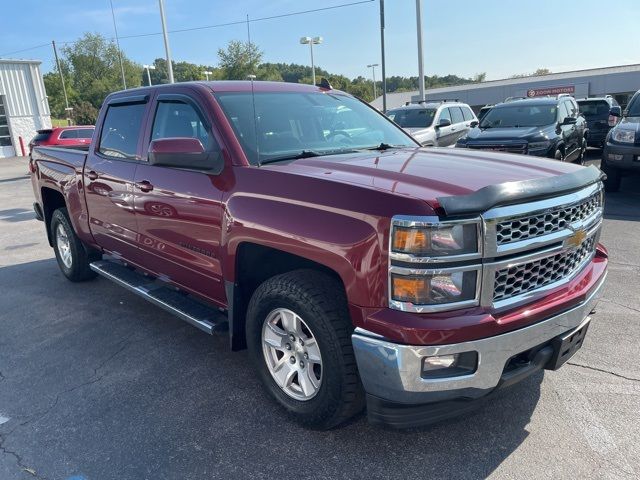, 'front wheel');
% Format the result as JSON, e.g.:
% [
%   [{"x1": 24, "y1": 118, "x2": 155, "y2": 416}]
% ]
[
  {"x1": 246, "y1": 270, "x2": 365, "y2": 430},
  {"x1": 575, "y1": 137, "x2": 588, "y2": 165},
  {"x1": 553, "y1": 148, "x2": 565, "y2": 162},
  {"x1": 51, "y1": 208, "x2": 100, "y2": 282}
]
